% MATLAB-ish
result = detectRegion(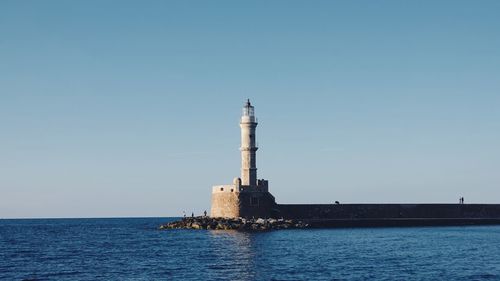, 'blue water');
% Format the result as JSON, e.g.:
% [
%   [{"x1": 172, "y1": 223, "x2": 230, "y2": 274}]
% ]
[{"x1": 1, "y1": 218, "x2": 500, "y2": 281}]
